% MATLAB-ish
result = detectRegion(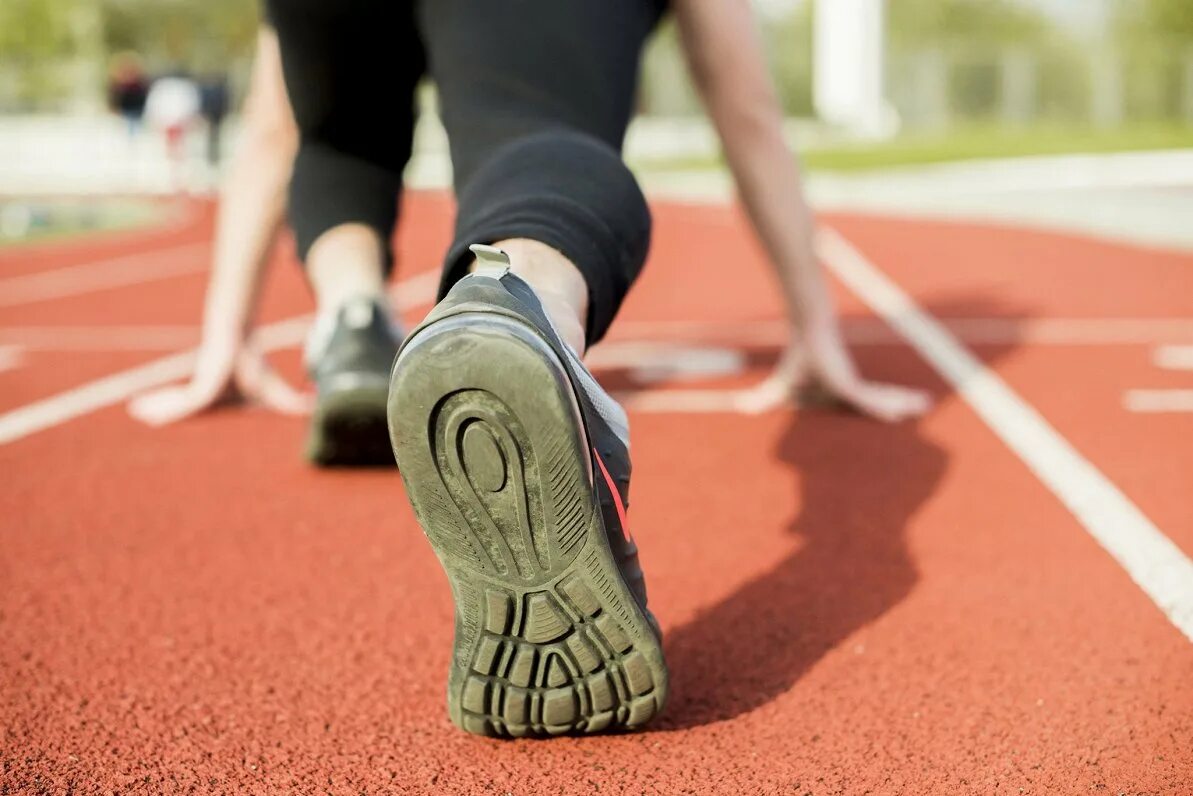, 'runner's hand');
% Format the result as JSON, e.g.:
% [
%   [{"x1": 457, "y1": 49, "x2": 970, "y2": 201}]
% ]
[
  {"x1": 735, "y1": 320, "x2": 931, "y2": 422},
  {"x1": 128, "y1": 343, "x2": 312, "y2": 426}
]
